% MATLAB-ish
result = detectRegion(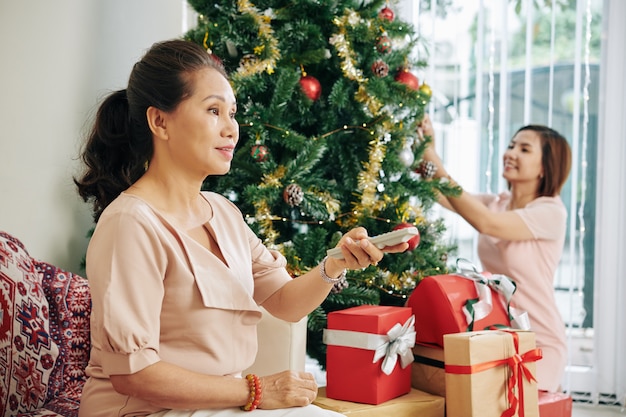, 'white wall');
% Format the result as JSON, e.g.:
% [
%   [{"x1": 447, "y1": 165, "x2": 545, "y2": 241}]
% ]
[{"x1": 0, "y1": 0, "x2": 188, "y2": 272}]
